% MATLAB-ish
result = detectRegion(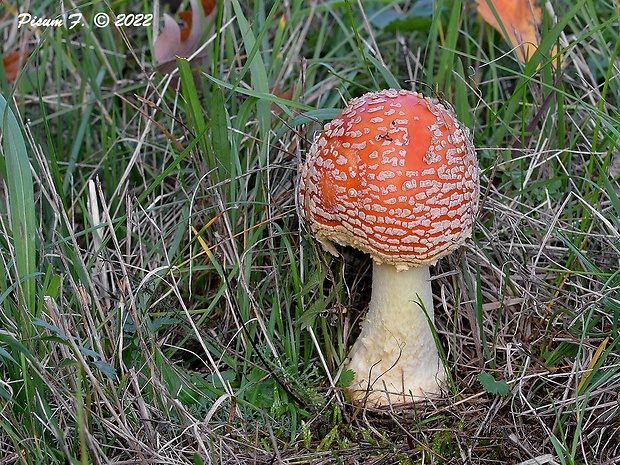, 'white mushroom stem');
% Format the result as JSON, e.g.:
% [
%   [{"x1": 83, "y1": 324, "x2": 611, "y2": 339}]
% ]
[{"x1": 346, "y1": 262, "x2": 446, "y2": 406}]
